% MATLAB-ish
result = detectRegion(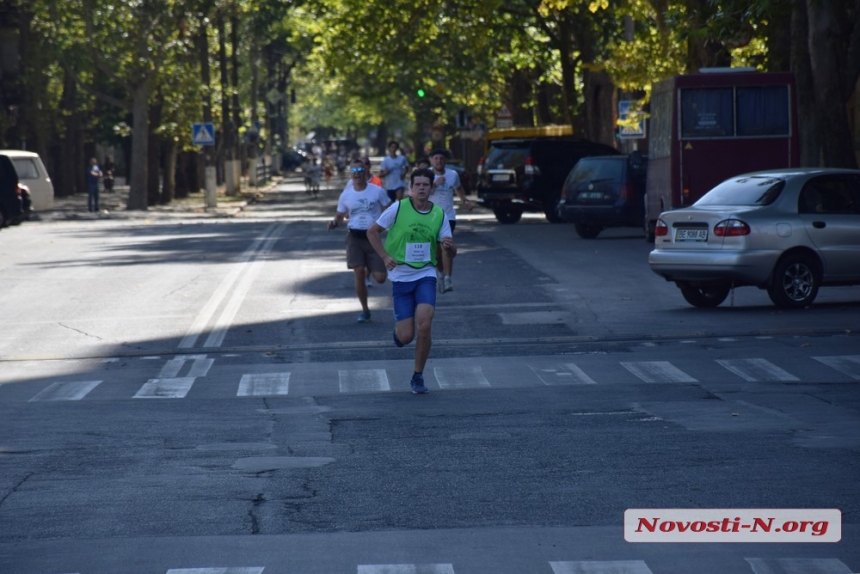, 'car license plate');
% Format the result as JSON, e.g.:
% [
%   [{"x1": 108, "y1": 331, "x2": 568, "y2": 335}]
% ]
[
  {"x1": 578, "y1": 191, "x2": 602, "y2": 199},
  {"x1": 675, "y1": 228, "x2": 708, "y2": 242},
  {"x1": 492, "y1": 174, "x2": 509, "y2": 182}
]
